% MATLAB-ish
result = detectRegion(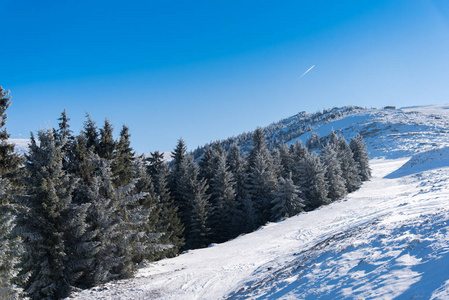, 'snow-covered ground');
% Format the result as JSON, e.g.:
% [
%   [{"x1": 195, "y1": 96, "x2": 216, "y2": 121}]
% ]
[{"x1": 71, "y1": 105, "x2": 449, "y2": 299}]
